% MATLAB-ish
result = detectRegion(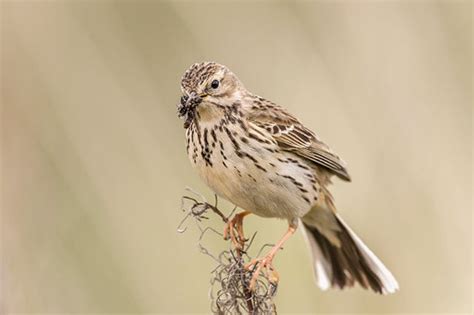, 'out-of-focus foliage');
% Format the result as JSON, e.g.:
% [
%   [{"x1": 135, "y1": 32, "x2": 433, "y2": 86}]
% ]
[{"x1": 1, "y1": 1, "x2": 471, "y2": 313}]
